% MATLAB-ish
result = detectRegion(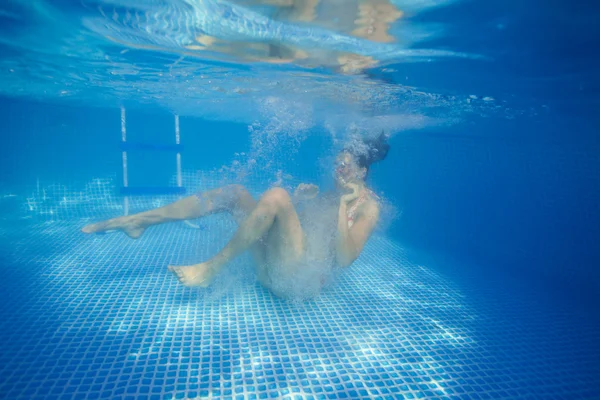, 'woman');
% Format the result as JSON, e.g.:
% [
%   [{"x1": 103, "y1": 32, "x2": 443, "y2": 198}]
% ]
[{"x1": 82, "y1": 134, "x2": 390, "y2": 299}]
